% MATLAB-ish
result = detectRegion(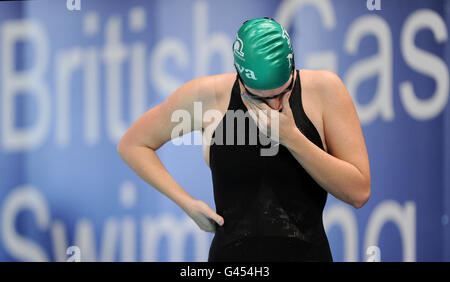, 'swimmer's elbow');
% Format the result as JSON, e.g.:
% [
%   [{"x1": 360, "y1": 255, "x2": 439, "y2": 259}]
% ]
[
  {"x1": 117, "y1": 140, "x2": 129, "y2": 160},
  {"x1": 117, "y1": 135, "x2": 139, "y2": 159},
  {"x1": 352, "y1": 182, "x2": 371, "y2": 209}
]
